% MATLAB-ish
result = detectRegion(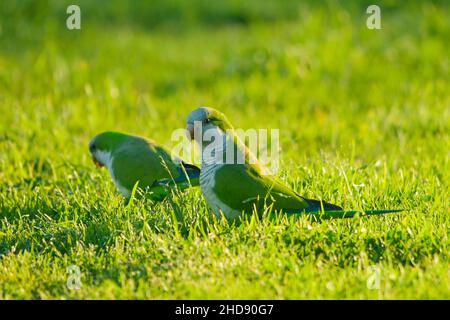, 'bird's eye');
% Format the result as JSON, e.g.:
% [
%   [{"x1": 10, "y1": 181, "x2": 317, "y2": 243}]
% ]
[
  {"x1": 204, "y1": 118, "x2": 210, "y2": 124},
  {"x1": 89, "y1": 143, "x2": 96, "y2": 153}
]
